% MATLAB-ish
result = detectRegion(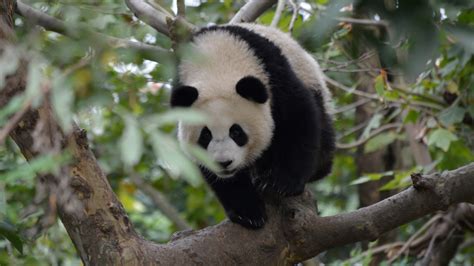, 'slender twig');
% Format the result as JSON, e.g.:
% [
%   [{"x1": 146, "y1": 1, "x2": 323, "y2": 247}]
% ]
[
  {"x1": 460, "y1": 238, "x2": 474, "y2": 250},
  {"x1": 388, "y1": 214, "x2": 443, "y2": 263},
  {"x1": 392, "y1": 86, "x2": 445, "y2": 106},
  {"x1": 335, "y1": 17, "x2": 389, "y2": 27},
  {"x1": 146, "y1": 0, "x2": 174, "y2": 17},
  {"x1": 343, "y1": 242, "x2": 404, "y2": 264},
  {"x1": 323, "y1": 67, "x2": 385, "y2": 73},
  {"x1": 230, "y1": 0, "x2": 277, "y2": 23},
  {"x1": 288, "y1": 0, "x2": 299, "y2": 32},
  {"x1": 270, "y1": 0, "x2": 286, "y2": 27},
  {"x1": 325, "y1": 76, "x2": 444, "y2": 111},
  {"x1": 16, "y1": 1, "x2": 171, "y2": 62},
  {"x1": 337, "y1": 121, "x2": 369, "y2": 140},
  {"x1": 336, "y1": 123, "x2": 402, "y2": 149},
  {"x1": 0, "y1": 99, "x2": 31, "y2": 145},
  {"x1": 325, "y1": 76, "x2": 379, "y2": 100},
  {"x1": 176, "y1": 0, "x2": 185, "y2": 17},
  {"x1": 131, "y1": 174, "x2": 192, "y2": 231},
  {"x1": 331, "y1": 98, "x2": 371, "y2": 115}
]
